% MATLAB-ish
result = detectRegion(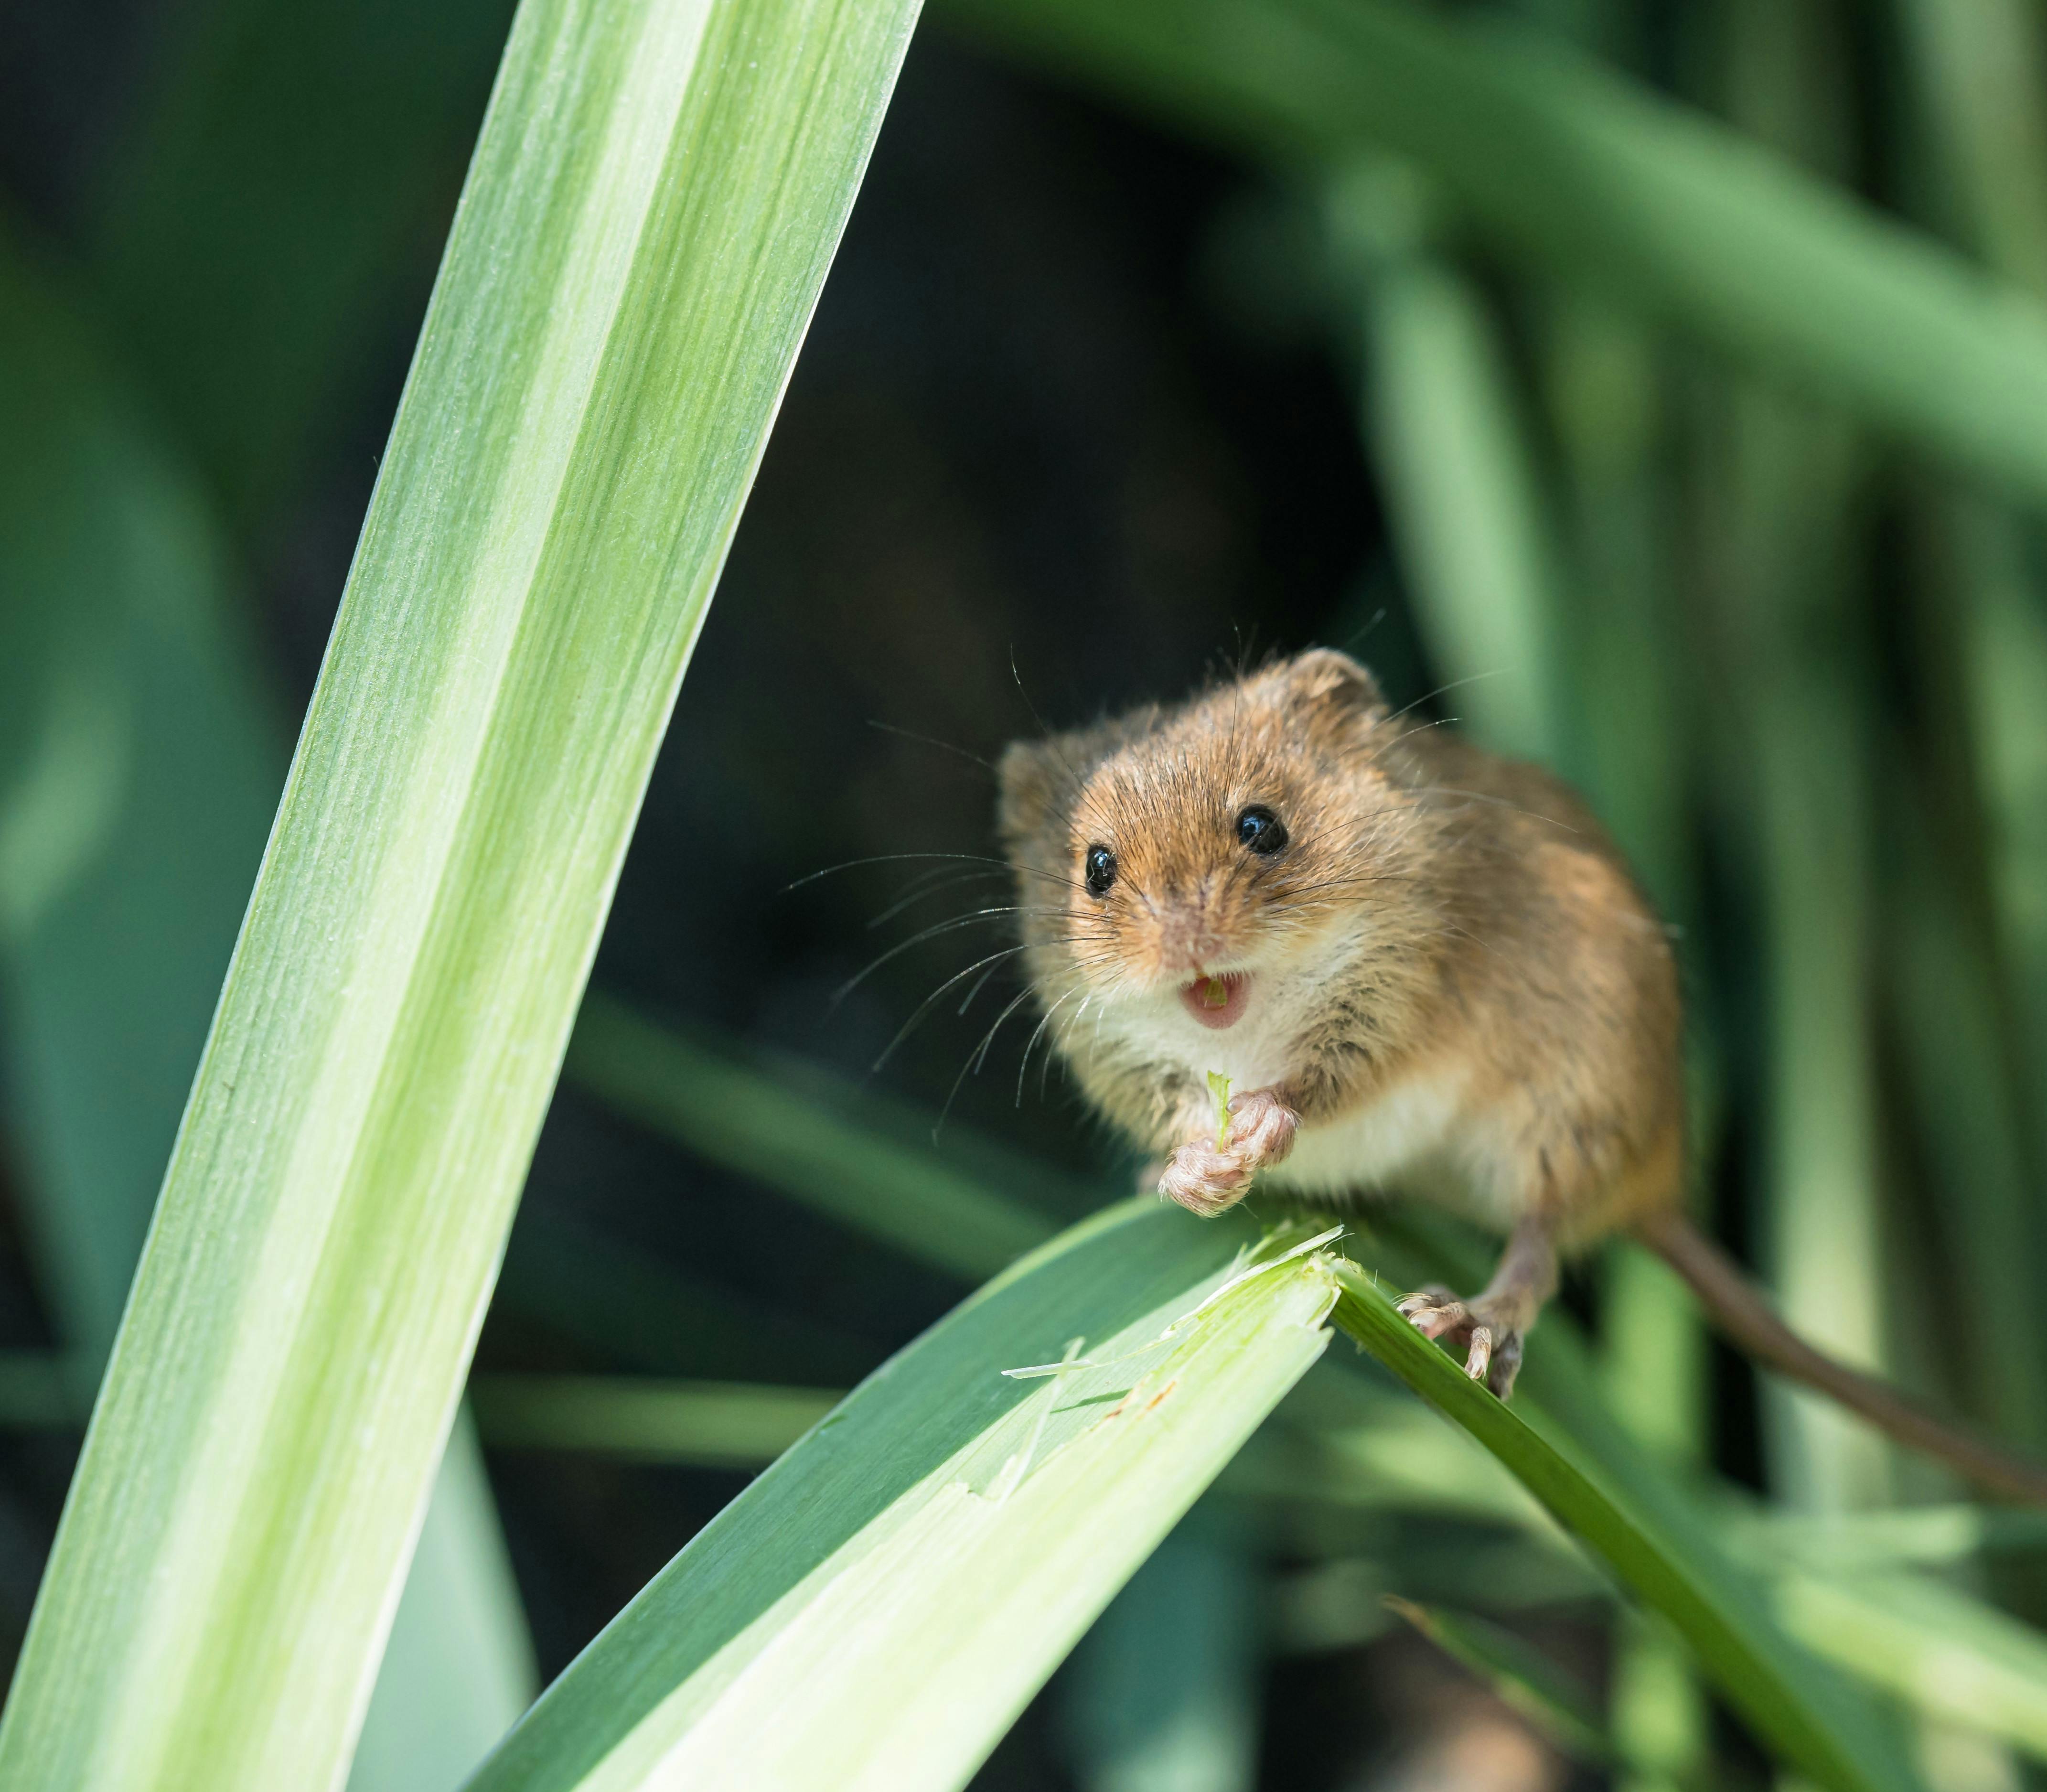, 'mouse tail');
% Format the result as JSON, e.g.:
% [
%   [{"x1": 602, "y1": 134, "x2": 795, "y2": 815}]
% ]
[{"x1": 1632, "y1": 1205, "x2": 2047, "y2": 1506}]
